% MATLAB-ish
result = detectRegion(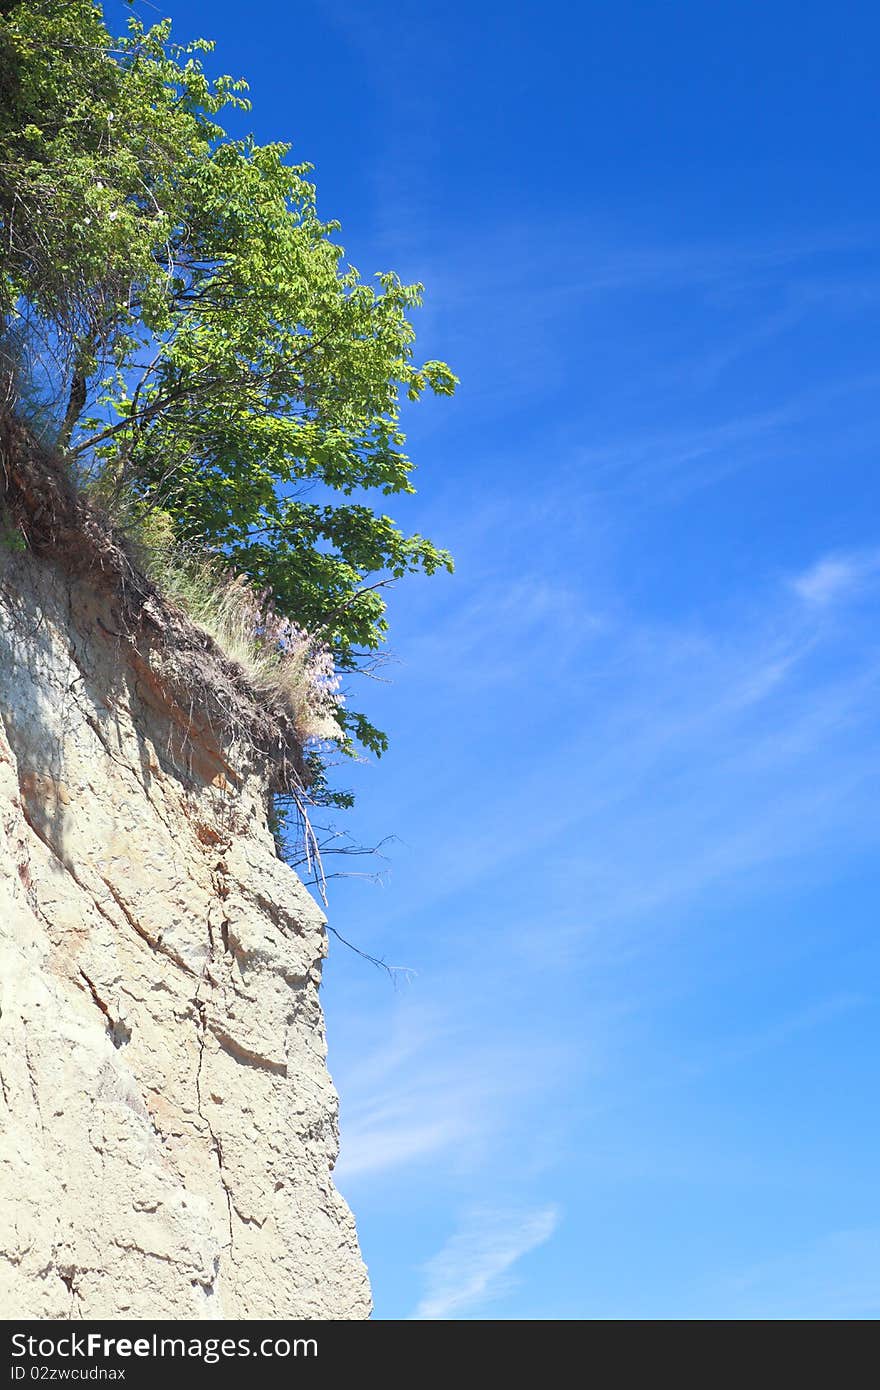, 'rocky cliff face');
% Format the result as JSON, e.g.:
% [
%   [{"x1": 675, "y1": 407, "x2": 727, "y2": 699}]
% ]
[{"x1": 0, "y1": 544, "x2": 371, "y2": 1319}]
